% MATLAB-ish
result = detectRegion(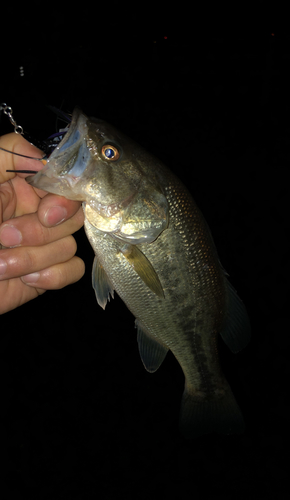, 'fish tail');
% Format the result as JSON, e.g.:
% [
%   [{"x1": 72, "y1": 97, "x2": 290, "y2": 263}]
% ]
[{"x1": 179, "y1": 381, "x2": 245, "y2": 439}]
